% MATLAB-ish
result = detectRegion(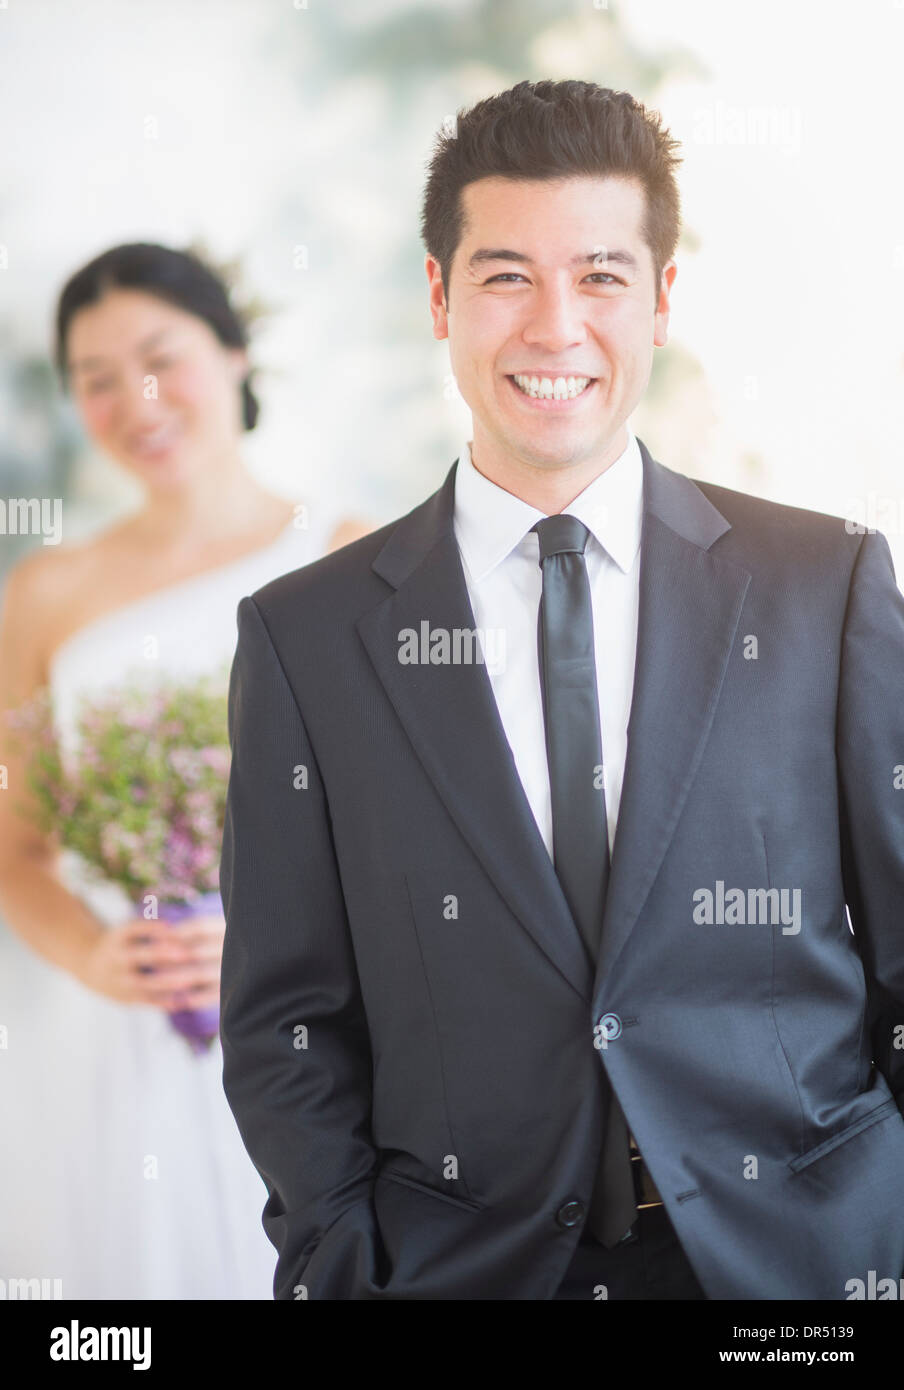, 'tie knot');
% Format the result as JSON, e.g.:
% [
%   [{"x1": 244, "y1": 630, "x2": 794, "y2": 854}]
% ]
[{"x1": 531, "y1": 514, "x2": 590, "y2": 562}]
